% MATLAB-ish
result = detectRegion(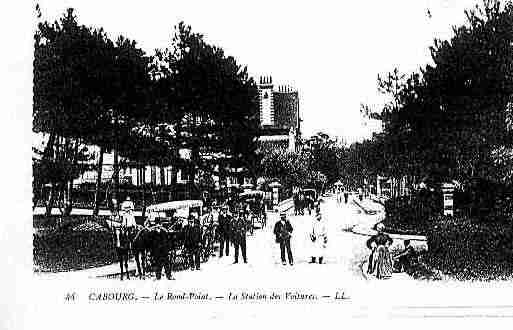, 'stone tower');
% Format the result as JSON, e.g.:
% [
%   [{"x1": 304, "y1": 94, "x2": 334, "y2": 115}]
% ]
[{"x1": 258, "y1": 76, "x2": 274, "y2": 126}]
